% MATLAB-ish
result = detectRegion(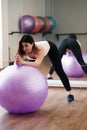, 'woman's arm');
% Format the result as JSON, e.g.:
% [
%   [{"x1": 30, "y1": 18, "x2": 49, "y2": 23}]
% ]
[{"x1": 15, "y1": 51, "x2": 45, "y2": 68}]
